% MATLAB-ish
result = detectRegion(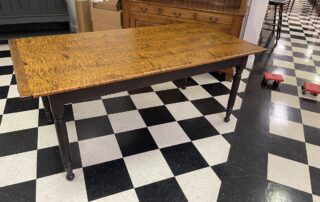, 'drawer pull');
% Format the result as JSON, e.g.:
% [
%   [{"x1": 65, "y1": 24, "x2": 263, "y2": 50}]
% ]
[
  {"x1": 140, "y1": 7, "x2": 148, "y2": 12},
  {"x1": 209, "y1": 17, "x2": 218, "y2": 23},
  {"x1": 173, "y1": 12, "x2": 182, "y2": 18}
]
